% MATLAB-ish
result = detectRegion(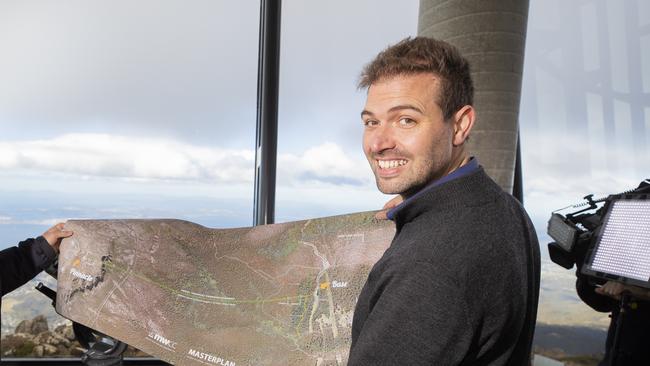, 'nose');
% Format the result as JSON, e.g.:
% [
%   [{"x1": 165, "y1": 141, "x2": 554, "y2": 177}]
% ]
[{"x1": 364, "y1": 123, "x2": 396, "y2": 154}]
